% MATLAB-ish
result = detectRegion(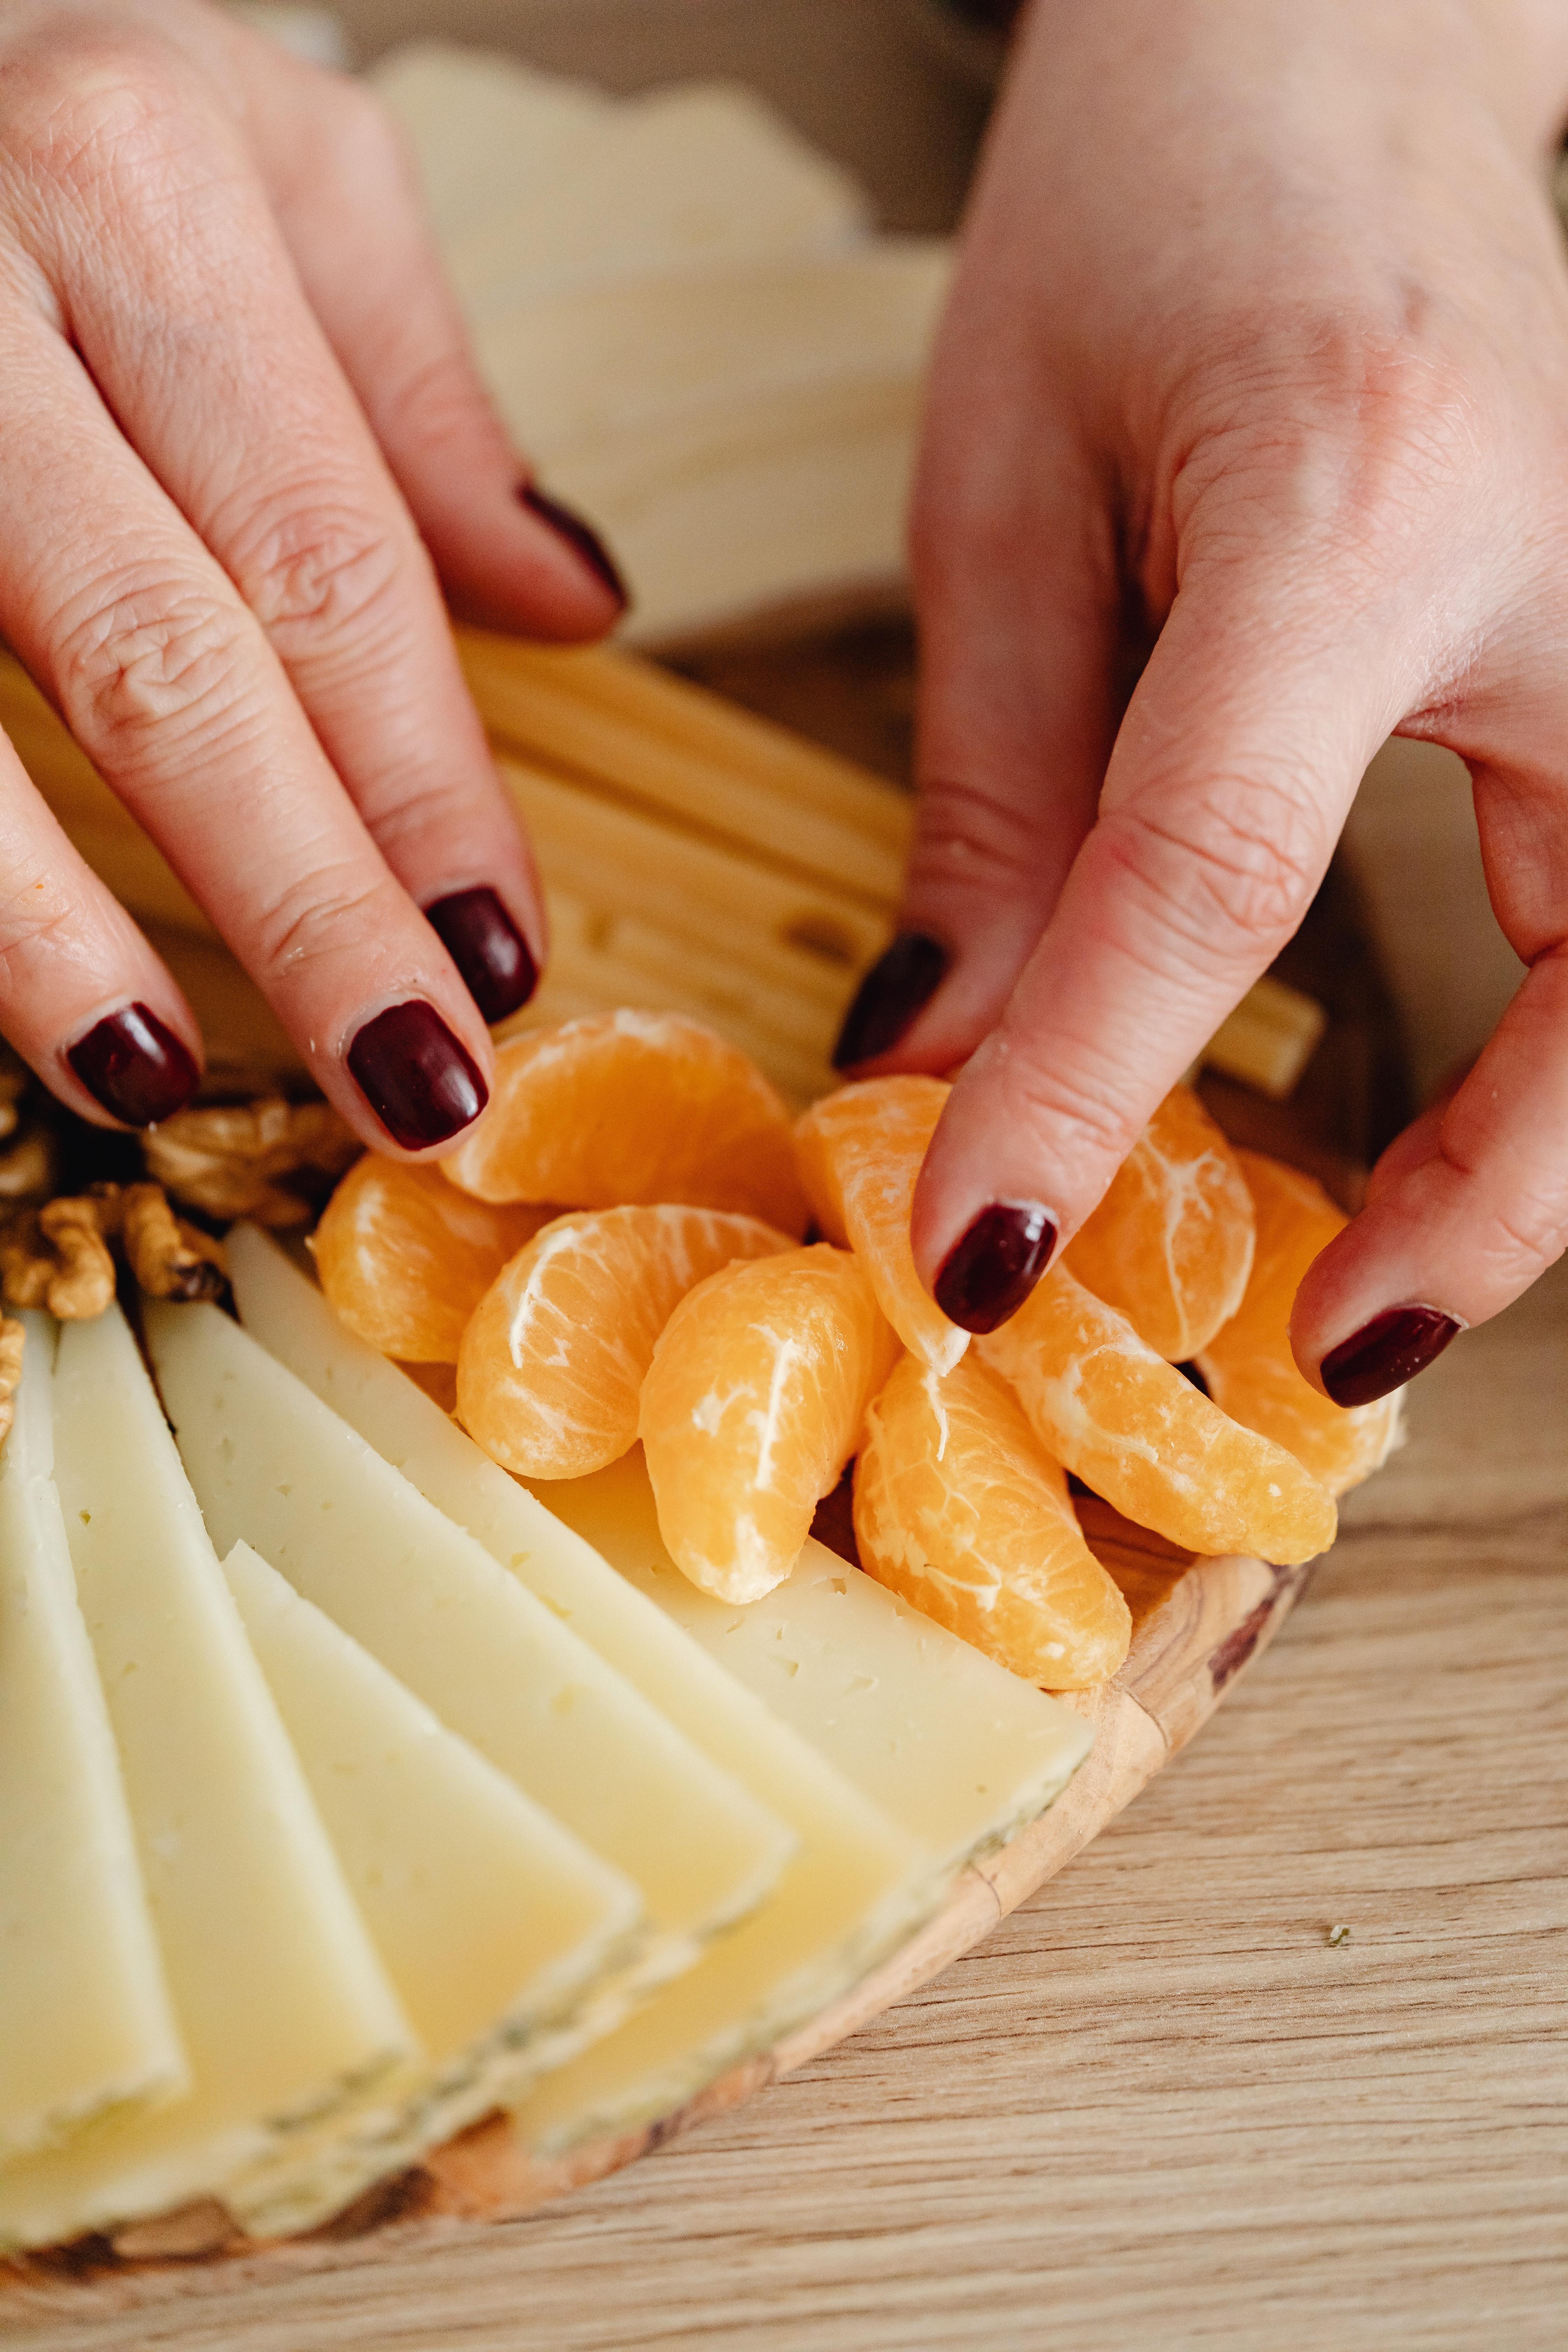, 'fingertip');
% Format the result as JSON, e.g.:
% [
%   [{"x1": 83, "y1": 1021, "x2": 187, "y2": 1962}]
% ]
[
  {"x1": 63, "y1": 999, "x2": 203, "y2": 1131},
  {"x1": 423, "y1": 886, "x2": 541, "y2": 1027},
  {"x1": 516, "y1": 484, "x2": 629, "y2": 627},
  {"x1": 341, "y1": 995, "x2": 490, "y2": 1156}
]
